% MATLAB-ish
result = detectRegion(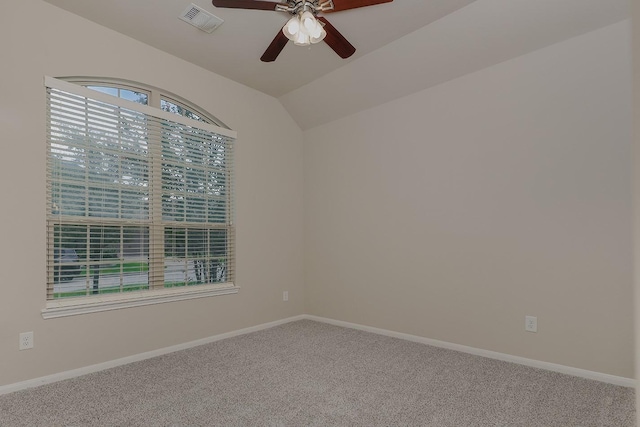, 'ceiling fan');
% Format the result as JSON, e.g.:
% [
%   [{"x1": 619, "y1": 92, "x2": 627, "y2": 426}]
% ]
[{"x1": 211, "y1": 0, "x2": 393, "y2": 62}]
